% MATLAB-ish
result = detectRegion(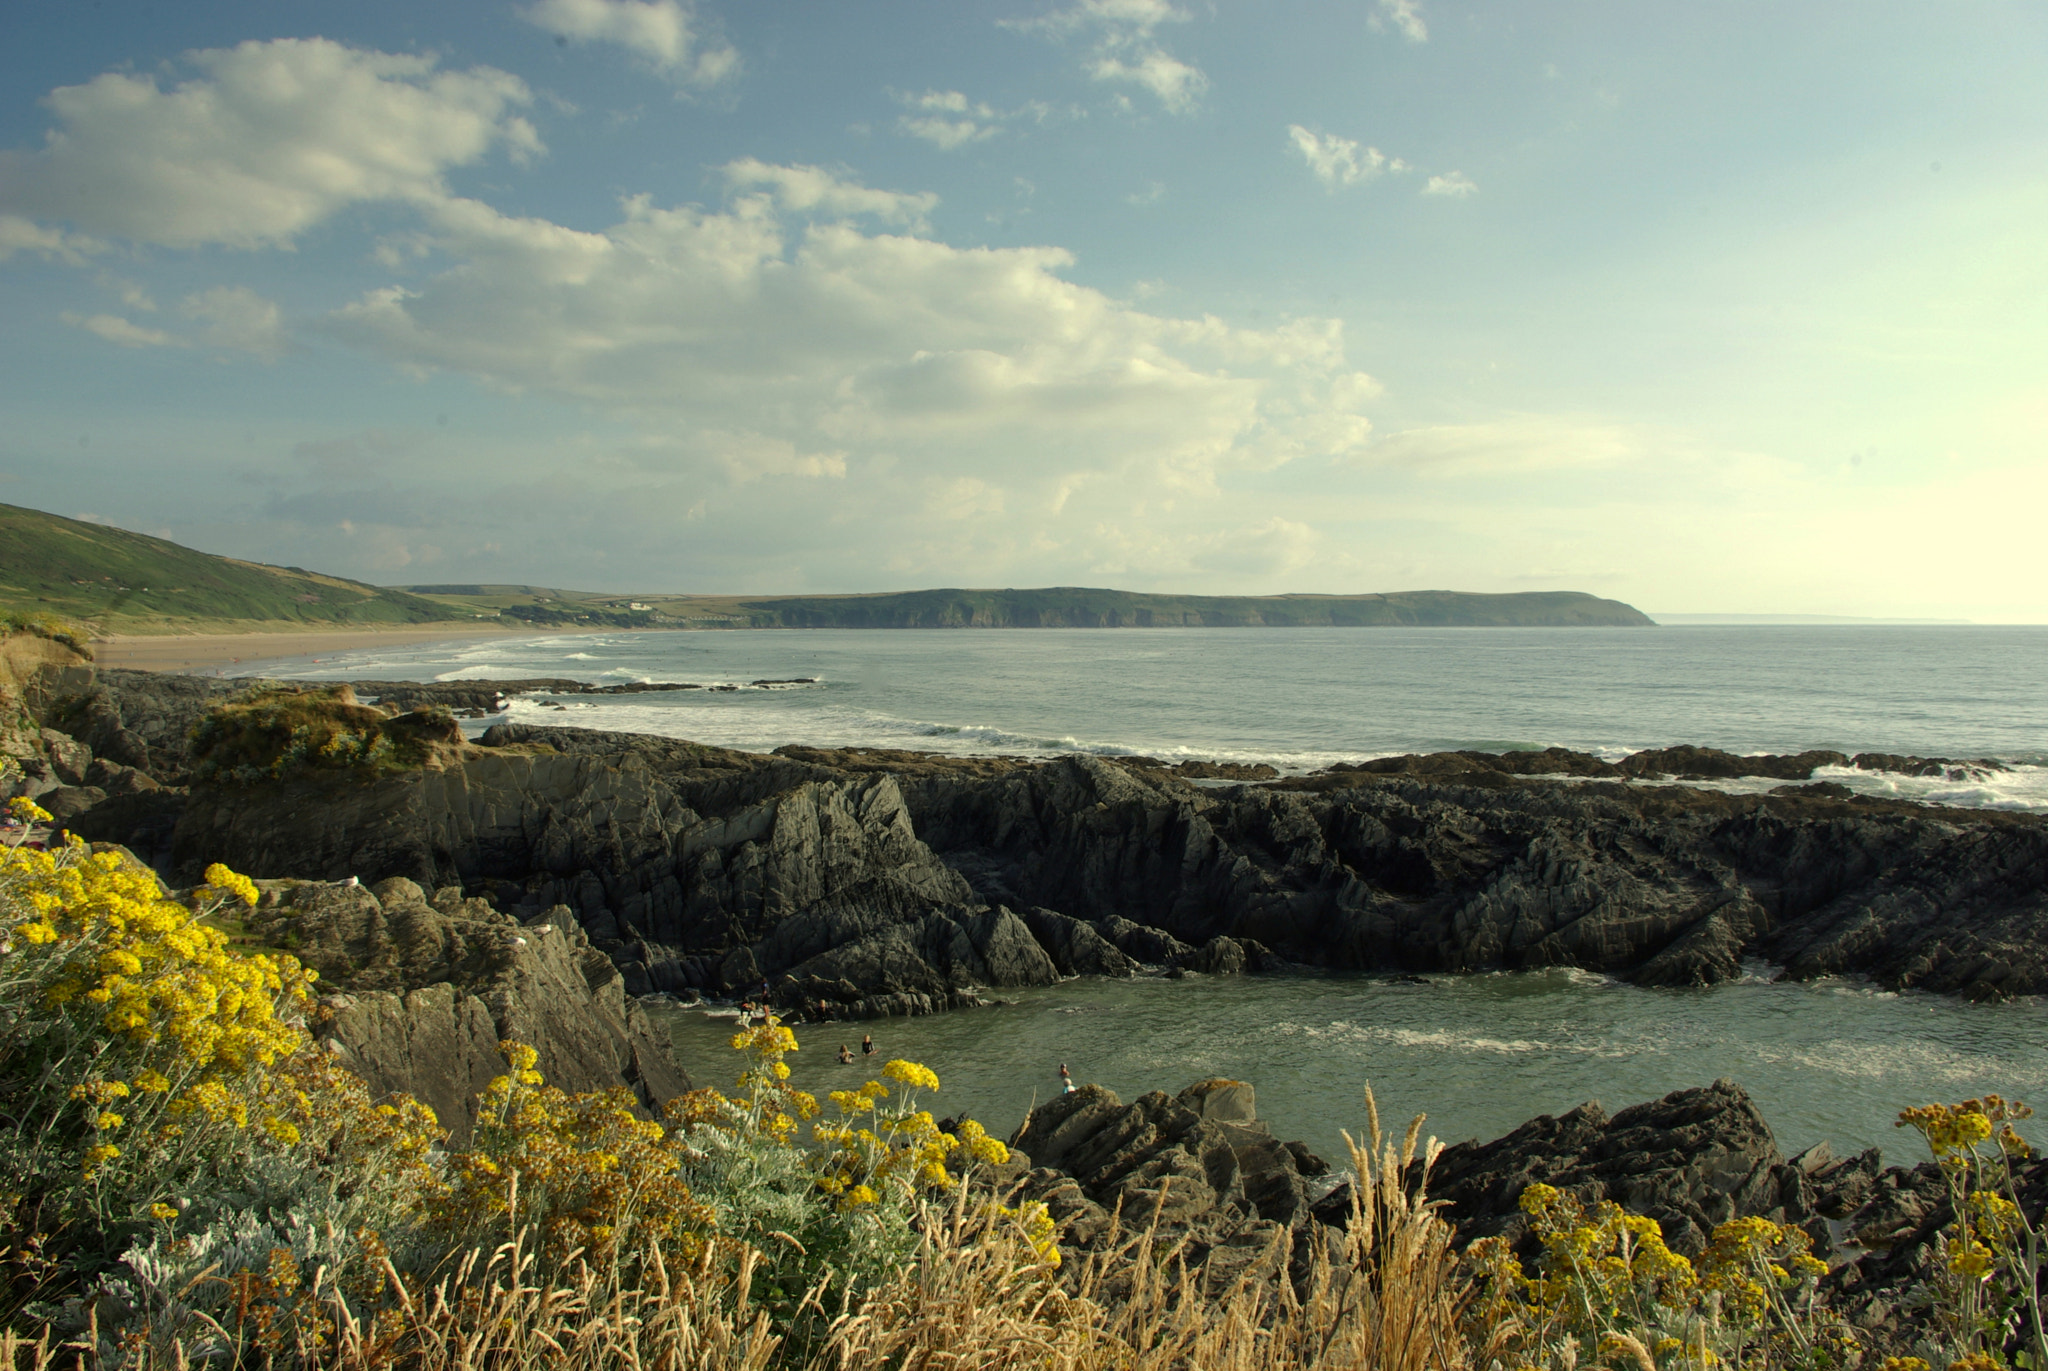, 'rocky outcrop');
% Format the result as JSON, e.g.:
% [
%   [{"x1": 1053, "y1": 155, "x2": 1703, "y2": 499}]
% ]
[
  {"x1": 247, "y1": 876, "x2": 691, "y2": 1144},
  {"x1": 53, "y1": 668, "x2": 242, "y2": 781},
  {"x1": 1000, "y1": 1073, "x2": 2043, "y2": 1354},
  {"x1": 1417, "y1": 1080, "x2": 1882, "y2": 1259},
  {"x1": 1003, "y1": 1078, "x2": 1334, "y2": 1287},
  {"x1": 49, "y1": 670, "x2": 2048, "y2": 1006}
]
